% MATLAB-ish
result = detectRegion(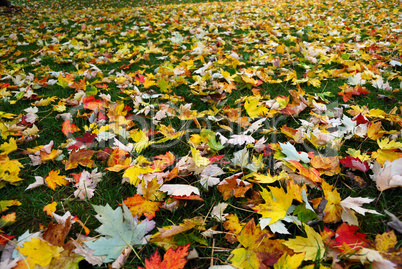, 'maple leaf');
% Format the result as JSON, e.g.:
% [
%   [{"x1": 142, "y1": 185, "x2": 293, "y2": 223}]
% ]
[
  {"x1": 375, "y1": 230, "x2": 397, "y2": 253},
  {"x1": 139, "y1": 243, "x2": 190, "y2": 269},
  {"x1": 44, "y1": 170, "x2": 69, "y2": 190},
  {"x1": 157, "y1": 125, "x2": 187, "y2": 143},
  {"x1": 320, "y1": 181, "x2": 342, "y2": 223},
  {"x1": 370, "y1": 158, "x2": 402, "y2": 191},
  {"x1": 43, "y1": 201, "x2": 58, "y2": 216},
  {"x1": 190, "y1": 147, "x2": 210, "y2": 167},
  {"x1": 253, "y1": 186, "x2": 294, "y2": 226},
  {"x1": 273, "y1": 253, "x2": 305, "y2": 269},
  {"x1": 42, "y1": 217, "x2": 72, "y2": 247},
  {"x1": 65, "y1": 149, "x2": 96, "y2": 170},
  {"x1": 150, "y1": 217, "x2": 204, "y2": 250},
  {"x1": 279, "y1": 142, "x2": 310, "y2": 163},
  {"x1": 244, "y1": 97, "x2": 268, "y2": 118},
  {"x1": 0, "y1": 199, "x2": 21, "y2": 213},
  {"x1": 123, "y1": 195, "x2": 161, "y2": 220},
  {"x1": 122, "y1": 164, "x2": 154, "y2": 185},
  {"x1": 84, "y1": 203, "x2": 155, "y2": 263},
  {"x1": 130, "y1": 129, "x2": 153, "y2": 153},
  {"x1": 339, "y1": 196, "x2": 381, "y2": 225},
  {"x1": 230, "y1": 218, "x2": 291, "y2": 268},
  {"x1": 250, "y1": 170, "x2": 289, "y2": 184},
  {"x1": 0, "y1": 137, "x2": 17, "y2": 155},
  {"x1": 310, "y1": 156, "x2": 340, "y2": 176},
  {"x1": 287, "y1": 160, "x2": 322, "y2": 184},
  {"x1": 61, "y1": 119, "x2": 80, "y2": 137},
  {"x1": 283, "y1": 224, "x2": 325, "y2": 261},
  {"x1": 0, "y1": 212, "x2": 16, "y2": 229},
  {"x1": 199, "y1": 164, "x2": 225, "y2": 190},
  {"x1": 16, "y1": 238, "x2": 61, "y2": 268},
  {"x1": 159, "y1": 184, "x2": 200, "y2": 196},
  {"x1": 217, "y1": 174, "x2": 252, "y2": 201},
  {"x1": 151, "y1": 152, "x2": 175, "y2": 171},
  {"x1": 0, "y1": 154, "x2": 24, "y2": 187},
  {"x1": 333, "y1": 223, "x2": 371, "y2": 252},
  {"x1": 340, "y1": 156, "x2": 369, "y2": 172}
]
